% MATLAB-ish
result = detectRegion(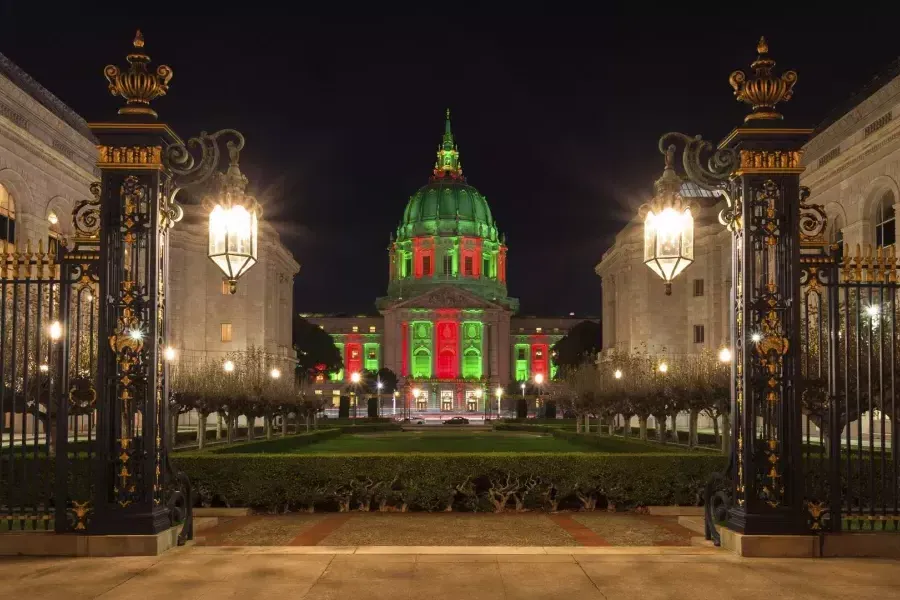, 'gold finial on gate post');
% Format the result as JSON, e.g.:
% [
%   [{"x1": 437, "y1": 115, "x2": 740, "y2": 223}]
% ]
[
  {"x1": 729, "y1": 37, "x2": 798, "y2": 123},
  {"x1": 104, "y1": 30, "x2": 173, "y2": 119}
]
